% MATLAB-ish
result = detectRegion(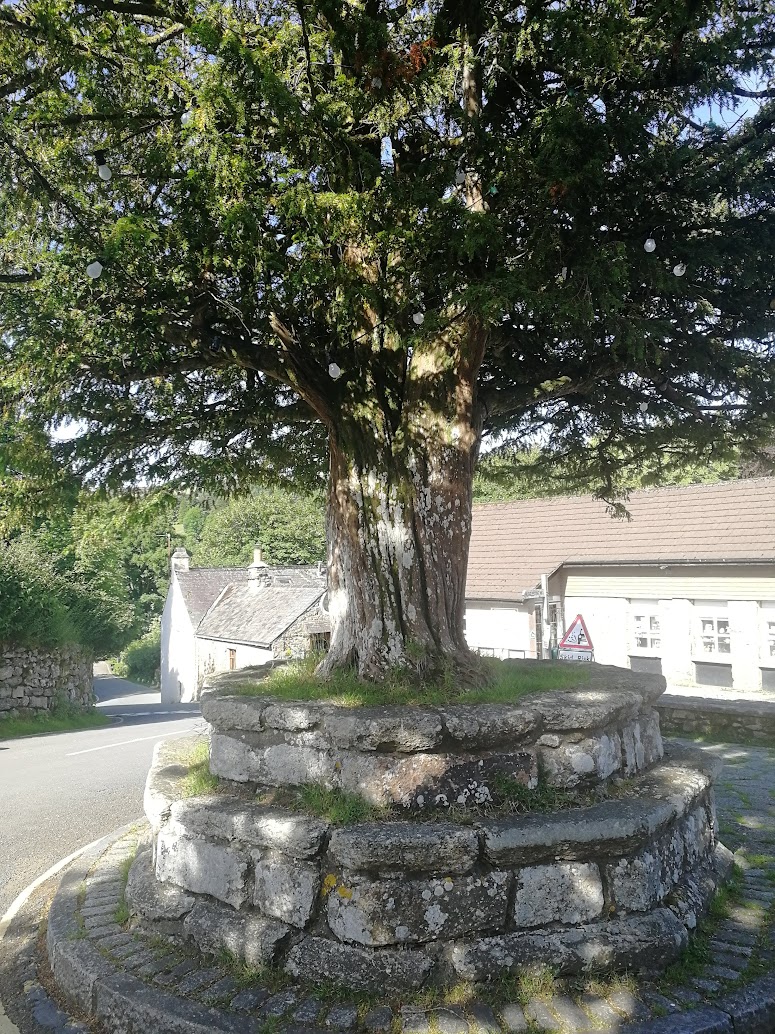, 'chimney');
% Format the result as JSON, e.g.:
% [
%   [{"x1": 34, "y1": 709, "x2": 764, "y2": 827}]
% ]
[
  {"x1": 248, "y1": 544, "x2": 269, "y2": 591},
  {"x1": 170, "y1": 546, "x2": 190, "y2": 574}
]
